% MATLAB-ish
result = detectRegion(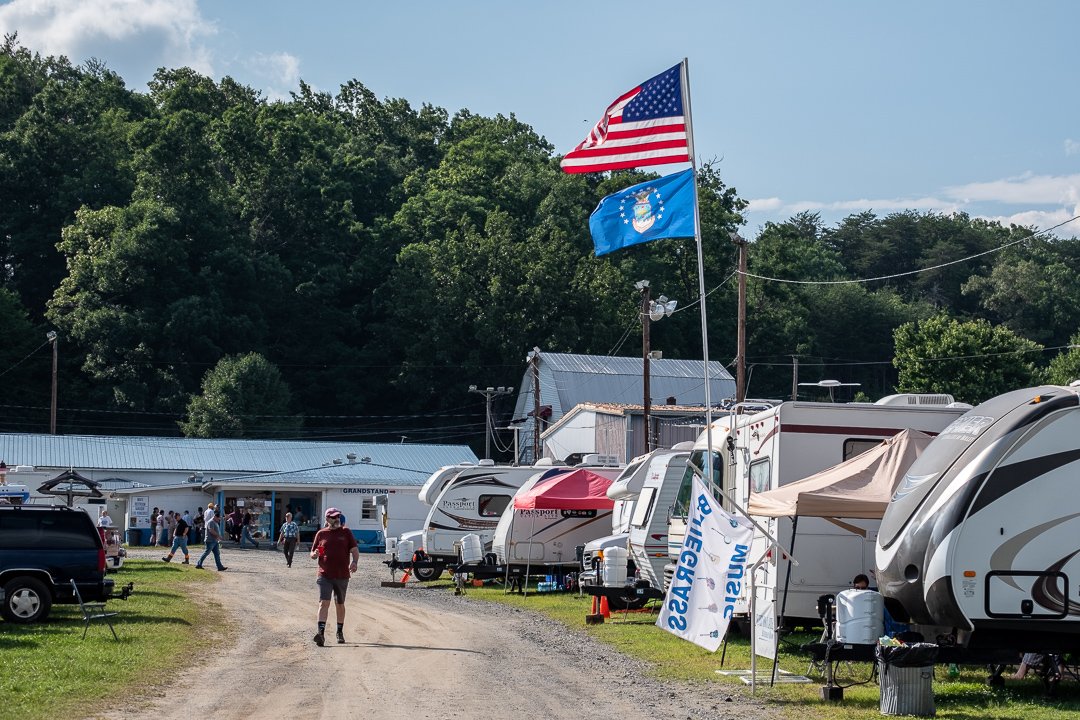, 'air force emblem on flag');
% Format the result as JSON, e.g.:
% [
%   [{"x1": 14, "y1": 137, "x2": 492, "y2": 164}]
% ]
[
  {"x1": 589, "y1": 168, "x2": 696, "y2": 256},
  {"x1": 625, "y1": 188, "x2": 664, "y2": 233}
]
